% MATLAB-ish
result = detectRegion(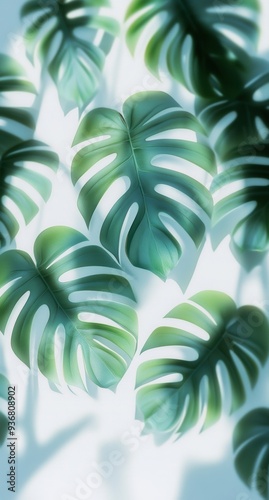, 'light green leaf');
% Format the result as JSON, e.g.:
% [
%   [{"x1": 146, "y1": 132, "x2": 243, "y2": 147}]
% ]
[
  {"x1": 136, "y1": 291, "x2": 269, "y2": 436},
  {"x1": 0, "y1": 226, "x2": 137, "y2": 390},
  {"x1": 21, "y1": 0, "x2": 119, "y2": 113},
  {"x1": 72, "y1": 91, "x2": 215, "y2": 279},
  {"x1": 233, "y1": 408, "x2": 269, "y2": 499},
  {"x1": 0, "y1": 53, "x2": 36, "y2": 155},
  {"x1": 125, "y1": 0, "x2": 259, "y2": 98},
  {"x1": 0, "y1": 140, "x2": 58, "y2": 247}
]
